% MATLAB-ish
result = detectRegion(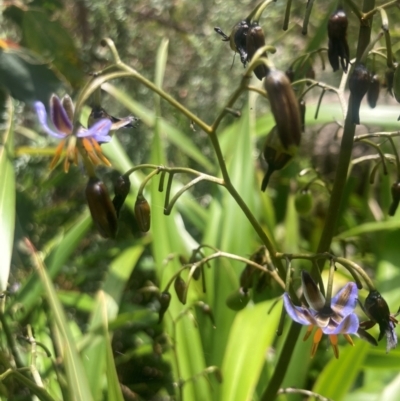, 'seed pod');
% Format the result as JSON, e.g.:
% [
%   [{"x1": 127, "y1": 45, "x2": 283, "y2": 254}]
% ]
[
  {"x1": 246, "y1": 22, "x2": 268, "y2": 80},
  {"x1": 295, "y1": 189, "x2": 313, "y2": 215},
  {"x1": 261, "y1": 127, "x2": 293, "y2": 191},
  {"x1": 389, "y1": 181, "x2": 400, "y2": 216},
  {"x1": 174, "y1": 275, "x2": 187, "y2": 305},
  {"x1": 348, "y1": 63, "x2": 370, "y2": 124},
  {"x1": 264, "y1": 69, "x2": 302, "y2": 151},
  {"x1": 135, "y1": 195, "x2": 151, "y2": 232},
  {"x1": 158, "y1": 291, "x2": 171, "y2": 323},
  {"x1": 226, "y1": 288, "x2": 250, "y2": 311},
  {"x1": 86, "y1": 177, "x2": 118, "y2": 238},
  {"x1": 327, "y1": 8, "x2": 350, "y2": 72},
  {"x1": 112, "y1": 174, "x2": 131, "y2": 217},
  {"x1": 367, "y1": 74, "x2": 380, "y2": 109}
]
